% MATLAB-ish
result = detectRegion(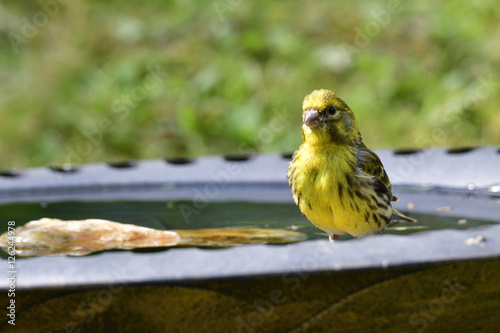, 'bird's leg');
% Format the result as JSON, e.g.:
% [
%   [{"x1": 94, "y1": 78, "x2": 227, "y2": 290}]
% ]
[{"x1": 329, "y1": 234, "x2": 340, "y2": 242}]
